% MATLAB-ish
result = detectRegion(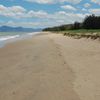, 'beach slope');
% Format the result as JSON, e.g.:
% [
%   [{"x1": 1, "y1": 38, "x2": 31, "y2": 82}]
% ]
[{"x1": 0, "y1": 32, "x2": 100, "y2": 100}]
